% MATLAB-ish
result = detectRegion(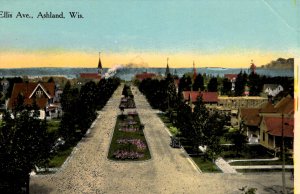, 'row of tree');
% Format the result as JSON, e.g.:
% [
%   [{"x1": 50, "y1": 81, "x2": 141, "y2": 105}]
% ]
[
  {"x1": 138, "y1": 74, "x2": 178, "y2": 112},
  {"x1": 0, "y1": 77, "x2": 120, "y2": 193},
  {"x1": 177, "y1": 72, "x2": 293, "y2": 97},
  {"x1": 60, "y1": 78, "x2": 120, "y2": 144},
  {"x1": 138, "y1": 76, "x2": 229, "y2": 161}
]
